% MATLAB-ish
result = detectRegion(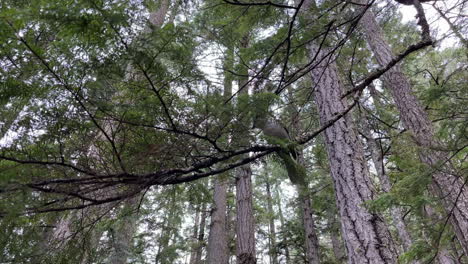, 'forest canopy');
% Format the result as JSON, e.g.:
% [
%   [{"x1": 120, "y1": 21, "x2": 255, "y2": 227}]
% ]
[{"x1": 0, "y1": 0, "x2": 466, "y2": 263}]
